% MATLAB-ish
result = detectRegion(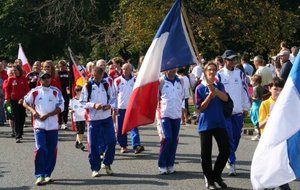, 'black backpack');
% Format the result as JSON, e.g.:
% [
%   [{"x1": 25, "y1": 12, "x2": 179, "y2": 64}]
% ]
[
  {"x1": 216, "y1": 82, "x2": 233, "y2": 118},
  {"x1": 223, "y1": 93, "x2": 234, "y2": 118},
  {"x1": 86, "y1": 80, "x2": 109, "y2": 103}
]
